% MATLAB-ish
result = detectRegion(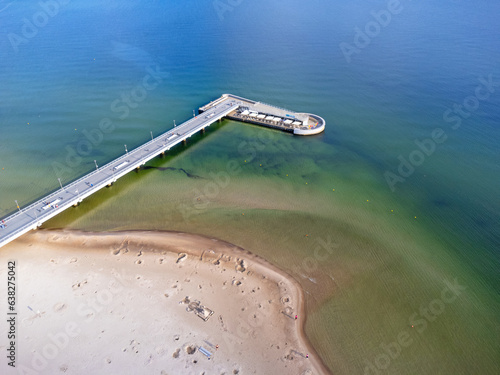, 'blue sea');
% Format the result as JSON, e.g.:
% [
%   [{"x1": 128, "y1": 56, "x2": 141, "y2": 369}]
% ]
[{"x1": 0, "y1": 1, "x2": 499, "y2": 373}]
